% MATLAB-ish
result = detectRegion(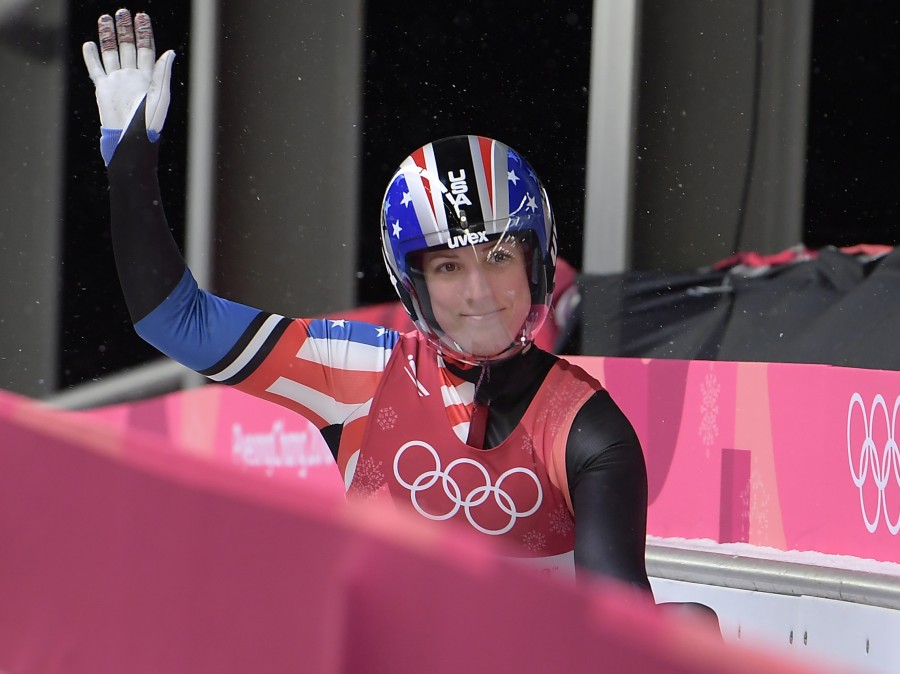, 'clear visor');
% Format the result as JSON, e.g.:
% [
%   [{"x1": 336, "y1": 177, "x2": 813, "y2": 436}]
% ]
[{"x1": 407, "y1": 227, "x2": 549, "y2": 364}]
